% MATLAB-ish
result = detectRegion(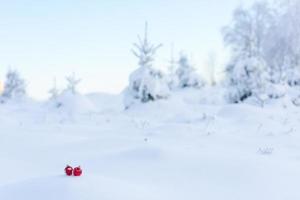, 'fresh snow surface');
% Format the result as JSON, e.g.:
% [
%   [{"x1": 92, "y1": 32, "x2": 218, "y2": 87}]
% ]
[{"x1": 0, "y1": 90, "x2": 300, "y2": 200}]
